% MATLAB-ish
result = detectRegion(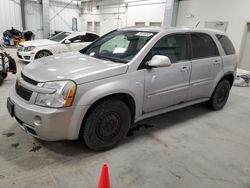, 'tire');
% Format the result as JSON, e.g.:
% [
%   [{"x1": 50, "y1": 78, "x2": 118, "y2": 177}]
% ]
[
  {"x1": 2, "y1": 73, "x2": 7, "y2": 79},
  {"x1": 0, "y1": 75, "x2": 3, "y2": 86},
  {"x1": 35, "y1": 50, "x2": 52, "y2": 59},
  {"x1": 83, "y1": 99, "x2": 131, "y2": 151},
  {"x1": 206, "y1": 79, "x2": 231, "y2": 110},
  {"x1": 8, "y1": 56, "x2": 17, "y2": 74}
]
